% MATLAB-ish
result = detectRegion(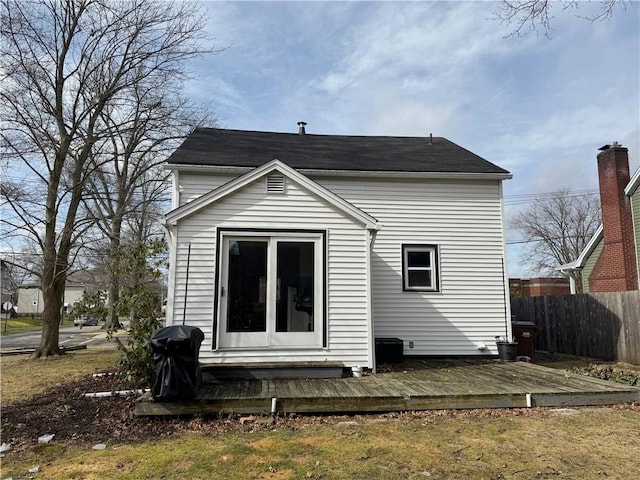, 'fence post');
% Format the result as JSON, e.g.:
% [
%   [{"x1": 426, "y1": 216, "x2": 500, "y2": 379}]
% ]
[{"x1": 543, "y1": 296, "x2": 554, "y2": 353}]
